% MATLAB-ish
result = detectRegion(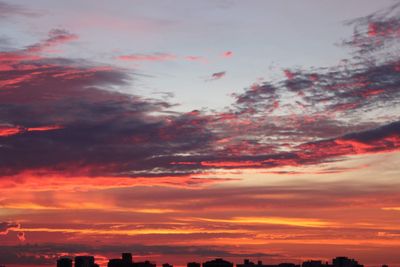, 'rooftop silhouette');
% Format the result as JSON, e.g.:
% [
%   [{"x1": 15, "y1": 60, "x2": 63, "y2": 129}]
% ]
[{"x1": 53, "y1": 254, "x2": 390, "y2": 267}]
